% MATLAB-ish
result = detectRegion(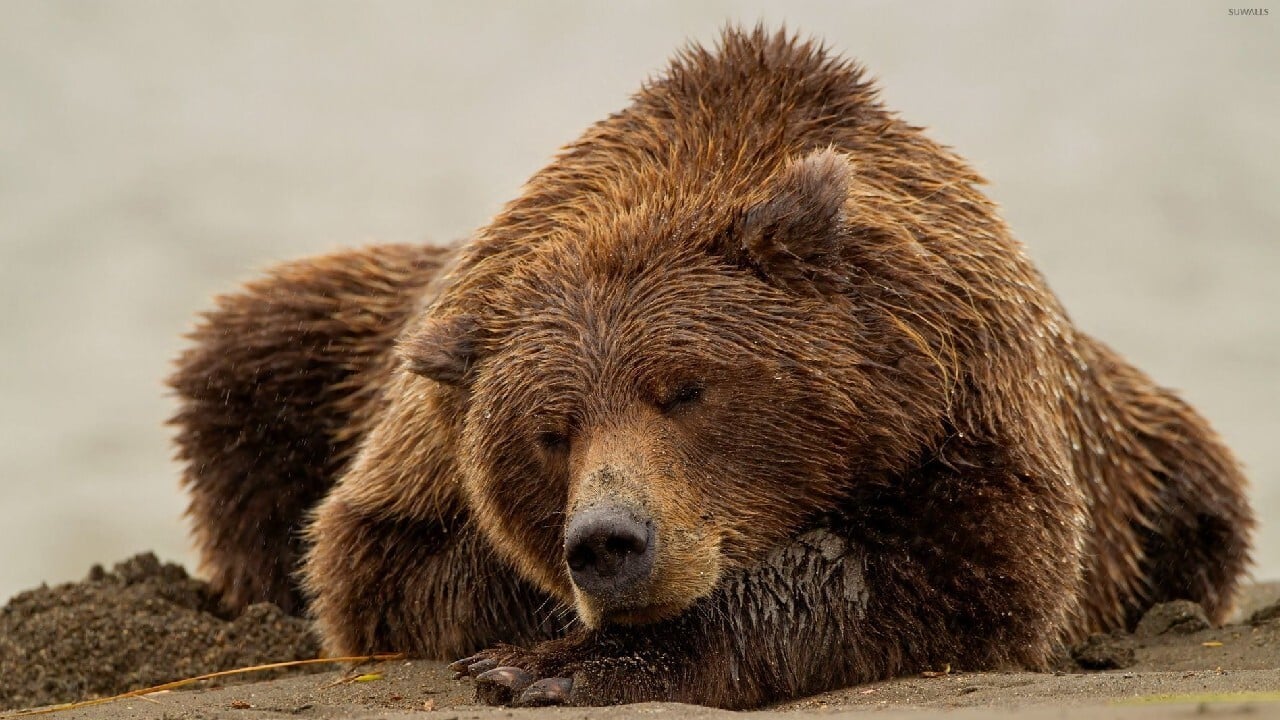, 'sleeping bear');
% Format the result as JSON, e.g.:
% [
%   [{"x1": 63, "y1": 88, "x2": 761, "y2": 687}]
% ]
[{"x1": 170, "y1": 27, "x2": 1253, "y2": 708}]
